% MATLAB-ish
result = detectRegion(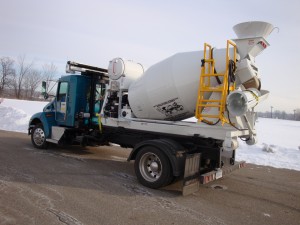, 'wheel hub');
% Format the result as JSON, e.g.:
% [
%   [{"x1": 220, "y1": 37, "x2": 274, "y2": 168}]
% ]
[
  {"x1": 139, "y1": 153, "x2": 162, "y2": 182},
  {"x1": 33, "y1": 128, "x2": 45, "y2": 146},
  {"x1": 150, "y1": 161, "x2": 159, "y2": 172}
]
